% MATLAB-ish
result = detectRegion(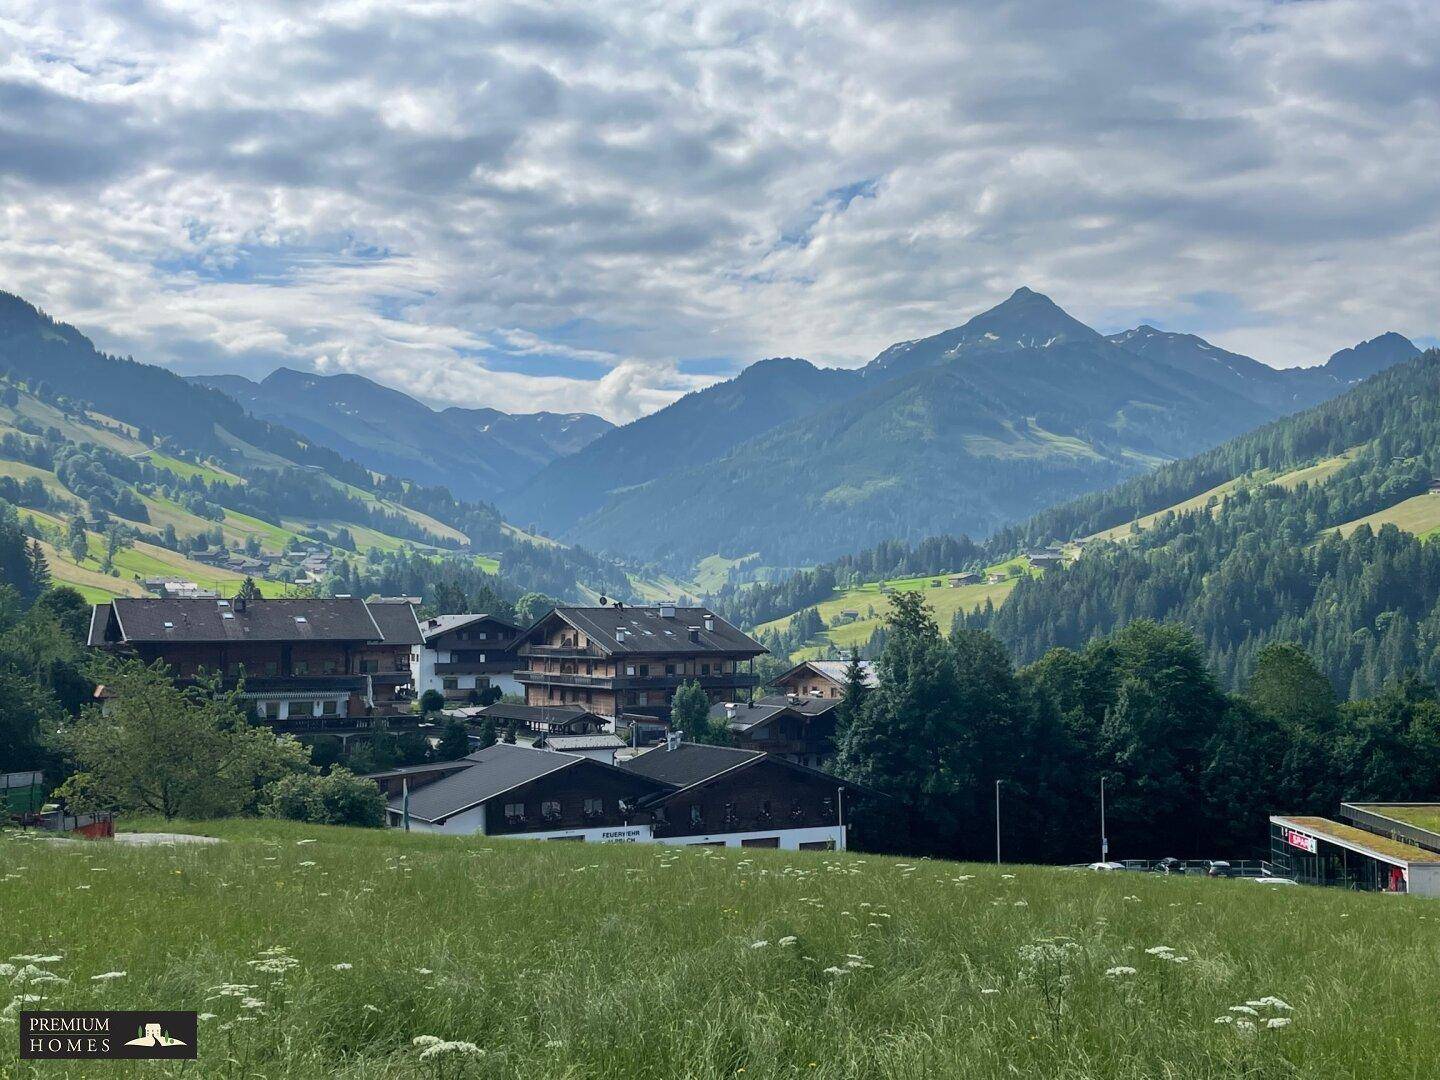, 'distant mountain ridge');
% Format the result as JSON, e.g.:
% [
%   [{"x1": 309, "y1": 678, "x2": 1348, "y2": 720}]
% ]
[
  {"x1": 192, "y1": 368, "x2": 612, "y2": 501},
  {"x1": 499, "y1": 288, "x2": 1420, "y2": 572}
]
